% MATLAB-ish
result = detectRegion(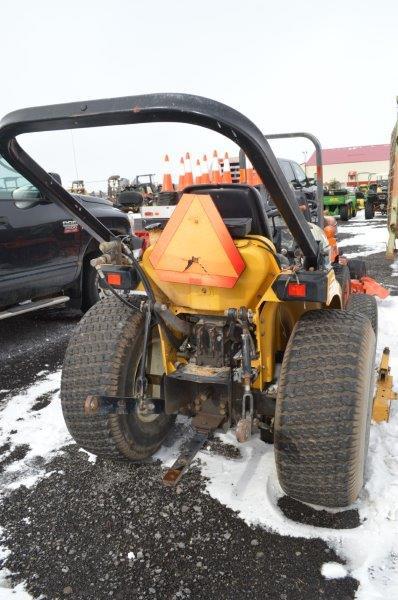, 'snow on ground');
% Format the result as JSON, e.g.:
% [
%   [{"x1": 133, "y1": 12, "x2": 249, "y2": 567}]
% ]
[
  {"x1": 322, "y1": 562, "x2": 349, "y2": 579},
  {"x1": 200, "y1": 294, "x2": 398, "y2": 600},
  {"x1": 338, "y1": 212, "x2": 388, "y2": 258},
  {"x1": 1, "y1": 218, "x2": 398, "y2": 599},
  {"x1": 0, "y1": 543, "x2": 31, "y2": 599},
  {"x1": 0, "y1": 370, "x2": 70, "y2": 490}
]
